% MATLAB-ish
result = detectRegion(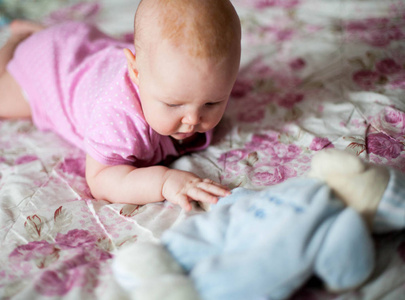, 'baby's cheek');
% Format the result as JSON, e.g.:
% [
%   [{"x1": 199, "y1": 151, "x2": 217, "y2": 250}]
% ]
[
  {"x1": 198, "y1": 123, "x2": 215, "y2": 134},
  {"x1": 205, "y1": 112, "x2": 223, "y2": 128},
  {"x1": 156, "y1": 120, "x2": 179, "y2": 135},
  {"x1": 145, "y1": 110, "x2": 175, "y2": 133}
]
